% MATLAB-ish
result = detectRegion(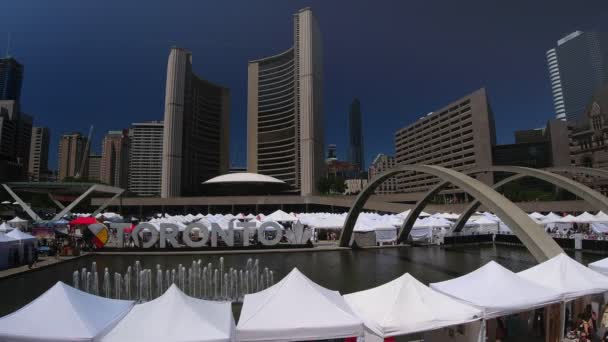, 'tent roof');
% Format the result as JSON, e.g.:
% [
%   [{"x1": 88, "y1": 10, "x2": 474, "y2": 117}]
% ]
[
  {"x1": 576, "y1": 212, "x2": 599, "y2": 222},
  {"x1": 518, "y1": 253, "x2": 608, "y2": 300},
  {"x1": 236, "y1": 268, "x2": 363, "y2": 341},
  {"x1": 430, "y1": 261, "x2": 562, "y2": 319},
  {"x1": 472, "y1": 217, "x2": 500, "y2": 226},
  {"x1": 529, "y1": 212, "x2": 545, "y2": 219},
  {"x1": 8, "y1": 216, "x2": 27, "y2": 223},
  {"x1": 0, "y1": 282, "x2": 134, "y2": 341},
  {"x1": 263, "y1": 209, "x2": 298, "y2": 222},
  {"x1": 344, "y1": 273, "x2": 481, "y2": 338},
  {"x1": 100, "y1": 284, "x2": 234, "y2": 342},
  {"x1": 0, "y1": 233, "x2": 16, "y2": 243},
  {"x1": 589, "y1": 257, "x2": 608, "y2": 276},
  {"x1": 6, "y1": 228, "x2": 36, "y2": 241}
]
